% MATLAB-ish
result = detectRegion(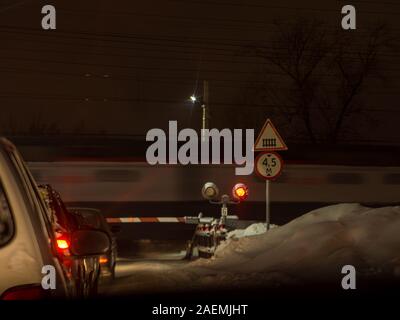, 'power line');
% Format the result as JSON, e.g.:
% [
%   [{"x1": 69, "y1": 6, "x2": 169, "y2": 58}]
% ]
[
  {"x1": 0, "y1": 55, "x2": 267, "y2": 75},
  {"x1": 0, "y1": 92, "x2": 398, "y2": 113},
  {"x1": 0, "y1": 45, "x2": 264, "y2": 66},
  {"x1": 2, "y1": 54, "x2": 400, "y2": 81},
  {"x1": 2, "y1": 43, "x2": 400, "y2": 72},
  {"x1": 337, "y1": 0, "x2": 400, "y2": 6},
  {"x1": 1, "y1": 66, "x2": 399, "y2": 95},
  {"x1": 1, "y1": 25, "x2": 398, "y2": 56},
  {"x1": 0, "y1": 0, "x2": 32, "y2": 14},
  {"x1": 166, "y1": 0, "x2": 400, "y2": 16},
  {"x1": 1, "y1": 33, "x2": 241, "y2": 59},
  {"x1": 55, "y1": 8, "x2": 400, "y2": 35}
]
